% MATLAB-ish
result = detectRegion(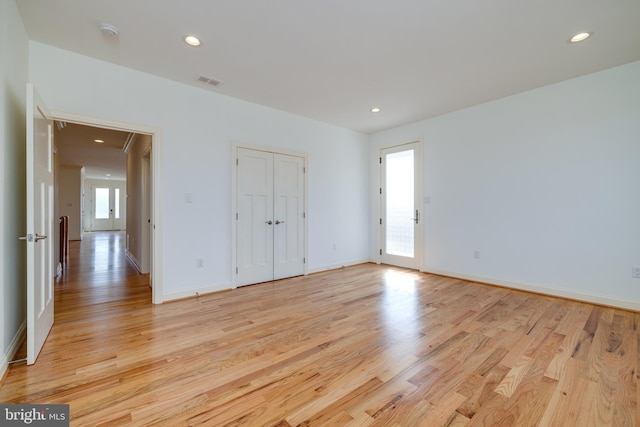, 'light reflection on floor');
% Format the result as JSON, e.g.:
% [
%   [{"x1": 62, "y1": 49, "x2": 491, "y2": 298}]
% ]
[{"x1": 380, "y1": 269, "x2": 422, "y2": 346}]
